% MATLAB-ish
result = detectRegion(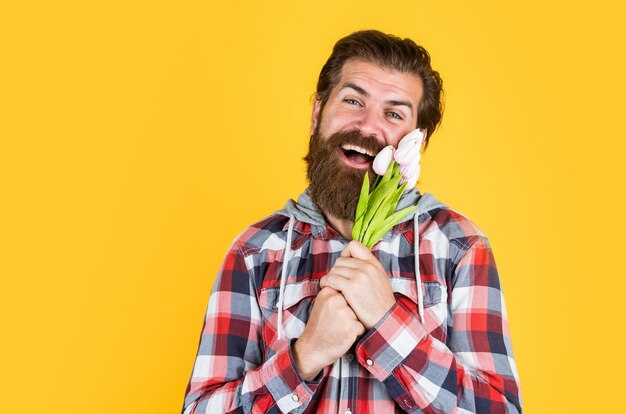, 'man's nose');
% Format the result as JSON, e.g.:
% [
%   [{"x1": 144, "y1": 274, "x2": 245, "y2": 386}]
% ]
[{"x1": 354, "y1": 108, "x2": 385, "y2": 144}]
